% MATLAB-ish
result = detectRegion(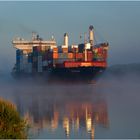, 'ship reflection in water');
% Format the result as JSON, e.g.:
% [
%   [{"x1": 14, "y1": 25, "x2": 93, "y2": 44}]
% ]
[
  {"x1": 14, "y1": 82, "x2": 109, "y2": 139},
  {"x1": 23, "y1": 100, "x2": 108, "y2": 139}
]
